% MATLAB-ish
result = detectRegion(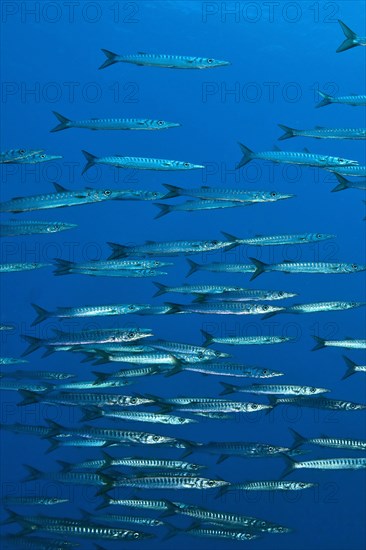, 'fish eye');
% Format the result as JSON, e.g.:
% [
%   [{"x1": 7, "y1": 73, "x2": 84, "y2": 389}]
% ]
[
  {"x1": 130, "y1": 398, "x2": 137, "y2": 404},
  {"x1": 128, "y1": 305, "x2": 135, "y2": 310},
  {"x1": 211, "y1": 240, "x2": 218, "y2": 245},
  {"x1": 207, "y1": 480, "x2": 215, "y2": 486},
  {"x1": 263, "y1": 369, "x2": 268, "y2": 374},
  {"x1": 351, "y1": 264, "x2": 358, "y2": 270},
  {"x1": 153, "y1": 435, "x2": 160, "y2": 441},
  {"x1": 277, "y1": 527, "x2": 284, "y2": 532},
  {"x1": 261, "y1": 521, "x2": 266, "y2": 527},
  {"x1": 299, "y1": 482, "x2": 306, "y2": 487},
  {"x1": 133, "y1": 533, "x2": 139, "y2": 539},
  {"x1": 178, "y1": 417, "x2": 185, "y2": 423},
  {"x1": 270, "y1": 192, "x2": 277, "y2": 197},
  {"x1": 310, "y1": 387, "x2": 316, "y2": 393},
  {"x1": 251, "y1": 403, "x2": 258, "y2": 410},
  {"x1": 197, "y1": 352, "x2": 203, "y2": 359},
  {"x1": 184, "y1": 162, "x2": 190, "y2": 167},
  {"x1": 316, "y1": 234, "x2": 322, "y2": 239},
  {"x1": 157, "y1": 120, "x2": 164, "y2": 126},
  {"x1": 154, "y1": 261, "x2": 159, "y2": 266},
  {"x1": 278, "y1": 291, "x2": 284, "y2": 297},
  {"x1": 268, "y1": 446, "x2": 274, "y2": 452},
  {"x1": 40, "y1": 154, "x2": 46, "y2": 159},
  {"x1": 128, "y1": 332, "x2": 135, "y2": 338},
  {"x1": 207, "y1": 59, "x2": 213, "y2": 64},
  {"x1": 214, "y1": 351, "x2": 221, "y2": 357},
  {"x1": 262, "y1": 305, "x2": 269, "y2": 311},
  {"x1": 152, "y1": 192, "x2": 158, "y2": 197},
  {"x1": 19, "y1": 149, "x2": 25, "y2": 154},
  {"x1": 349, "y1": 403, "x2": 356, "y2": 409},
  {"x1": 103, "y1": 190, "x2": 111, "y2": 196}
]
